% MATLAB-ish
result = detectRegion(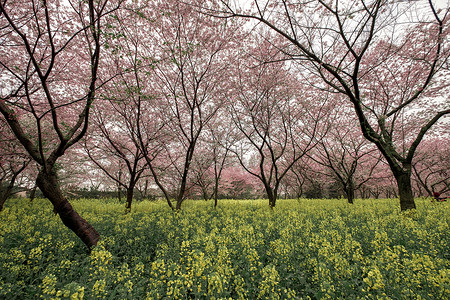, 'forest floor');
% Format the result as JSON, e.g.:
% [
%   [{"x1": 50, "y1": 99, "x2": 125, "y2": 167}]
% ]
[{"x1": 0, "y1": 198, "x2": 448, "y2": 299}]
